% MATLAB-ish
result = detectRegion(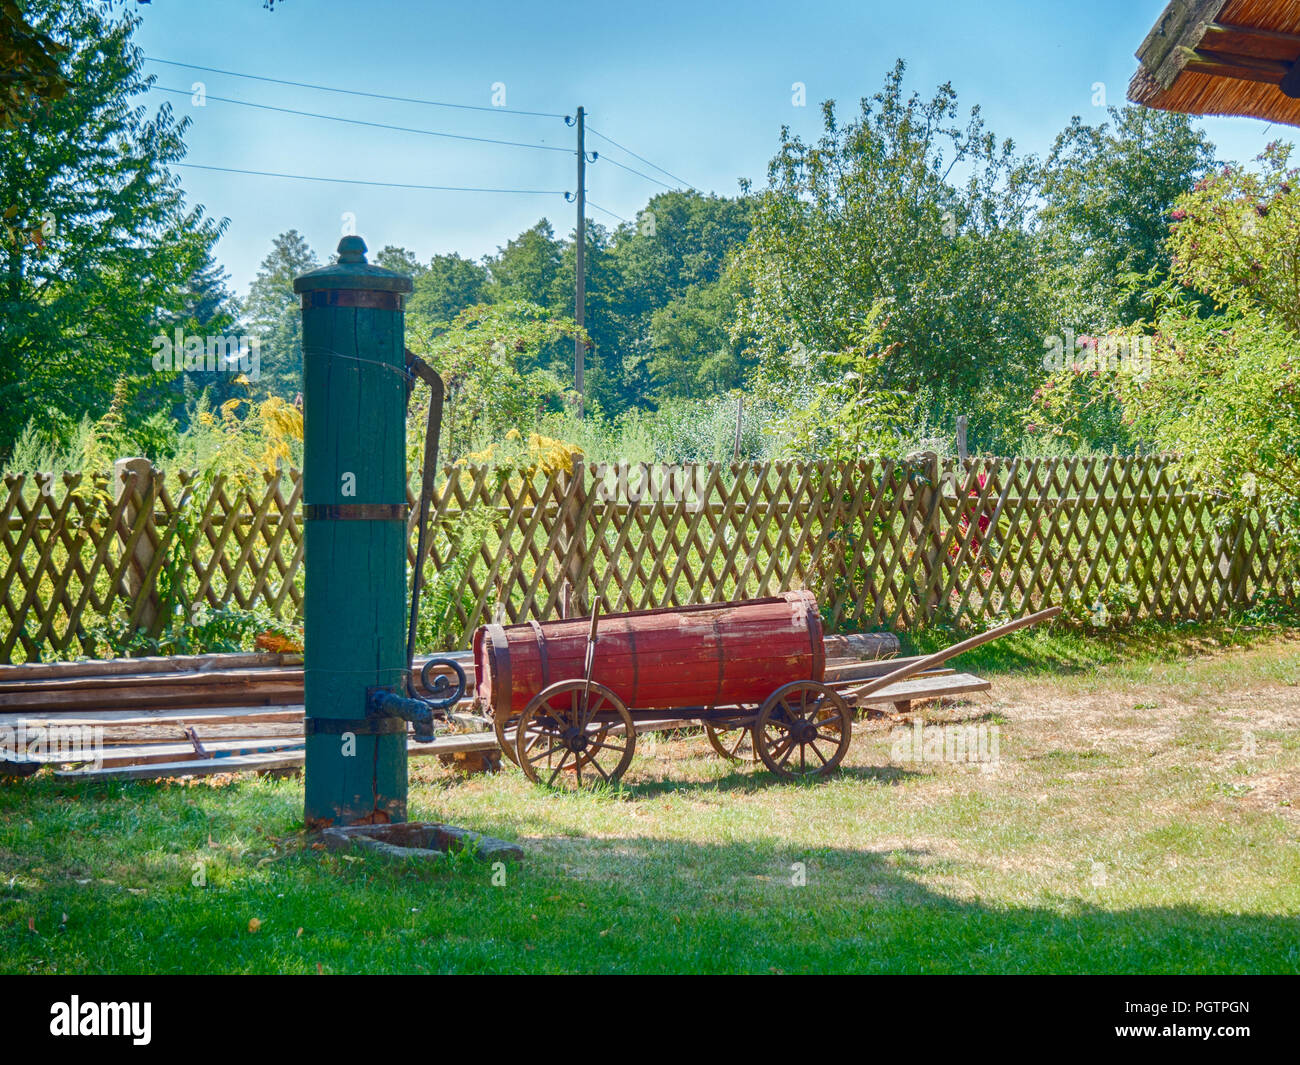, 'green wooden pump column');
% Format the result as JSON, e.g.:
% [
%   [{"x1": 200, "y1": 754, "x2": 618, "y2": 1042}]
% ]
[{"x1": 294, "y1": 236, "x2": 414, "y2": 829}]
